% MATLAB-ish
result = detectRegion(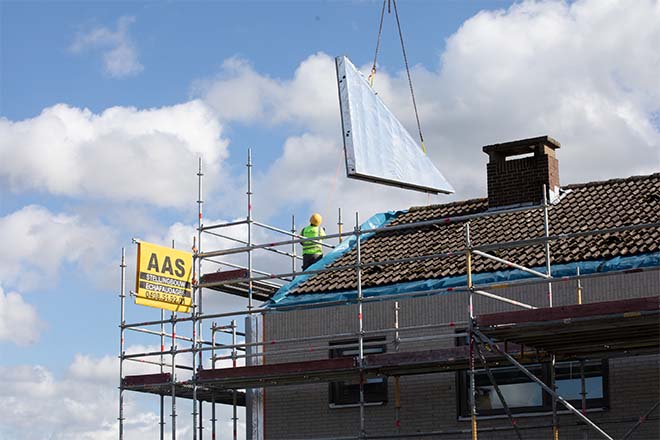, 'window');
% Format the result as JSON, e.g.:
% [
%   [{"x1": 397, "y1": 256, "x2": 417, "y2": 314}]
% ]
[
  {"x1": 329, "y1": 337, "x2": 388, "y2": 407},
  {"x1": 457, "y1": 360, "x2": 608, "y2": 417}
]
